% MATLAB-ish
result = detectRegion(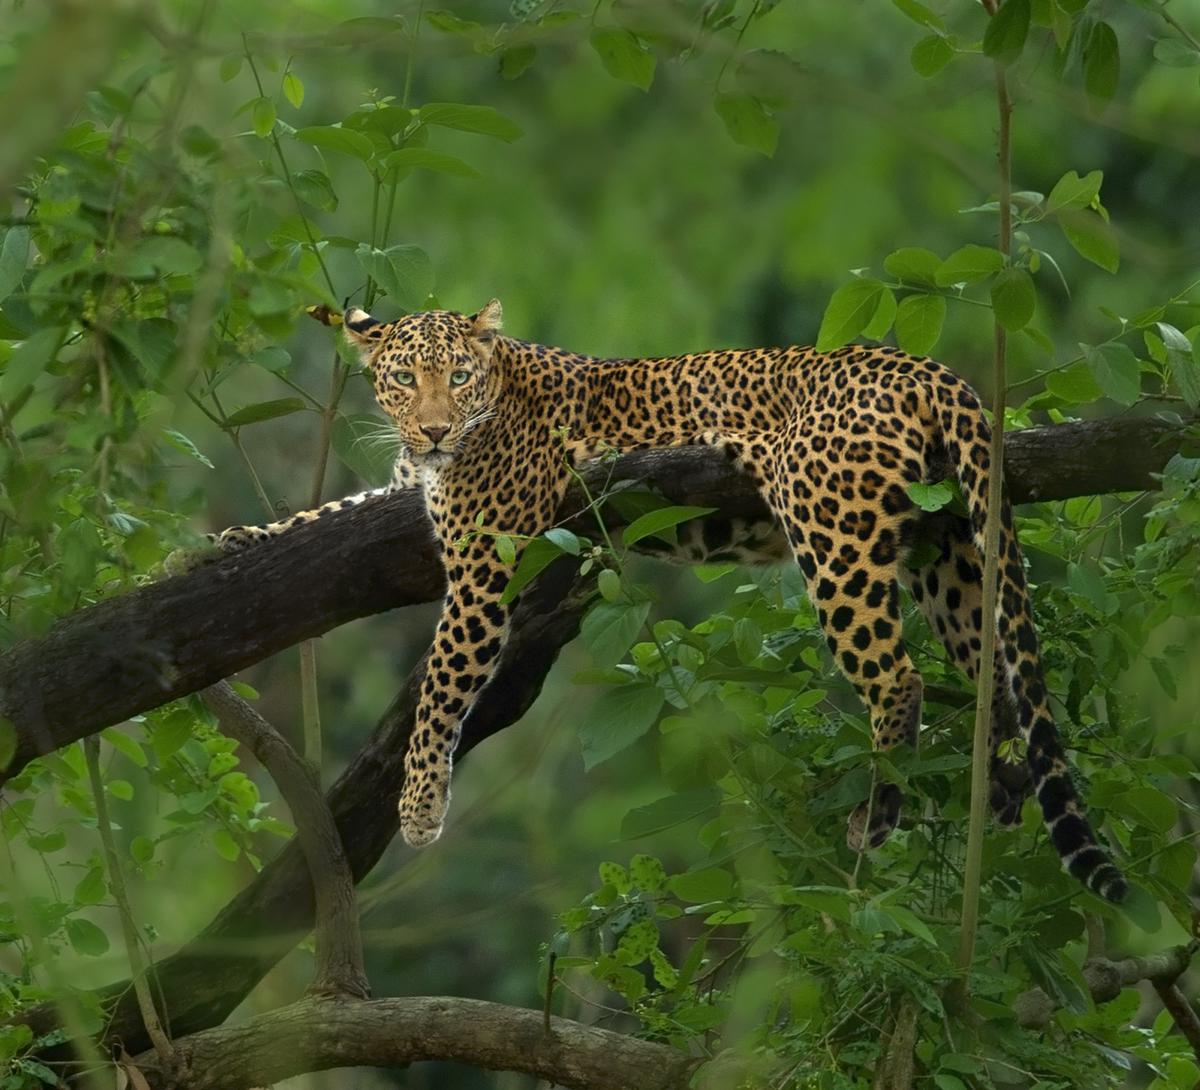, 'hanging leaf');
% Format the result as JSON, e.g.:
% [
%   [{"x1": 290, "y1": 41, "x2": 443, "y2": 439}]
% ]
[
  {"x1": 816, "y1": 278, "x2": 887, "y2": 351},
  {"x1": 990, "y1": 267, "x2": 1036, "y2": 331},
  {"x1": 982, "y1": 0, "x2": 1030, "y2": 65},
  {"x1": 1083, "y1": 21, "x2": 1120, "y2": 107},
  {"x1": 283, "y1": 72, "x2": 304, "y2": 109},
  {"x1": 714, "y1": 93, "x2": 778, "y2": 156},
  {"x1": 590, "y1": 28, "x2": 656, "y2": 90},
  {"x1": 894, "y1": 293, "x2": 946, "y2": 355}
]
